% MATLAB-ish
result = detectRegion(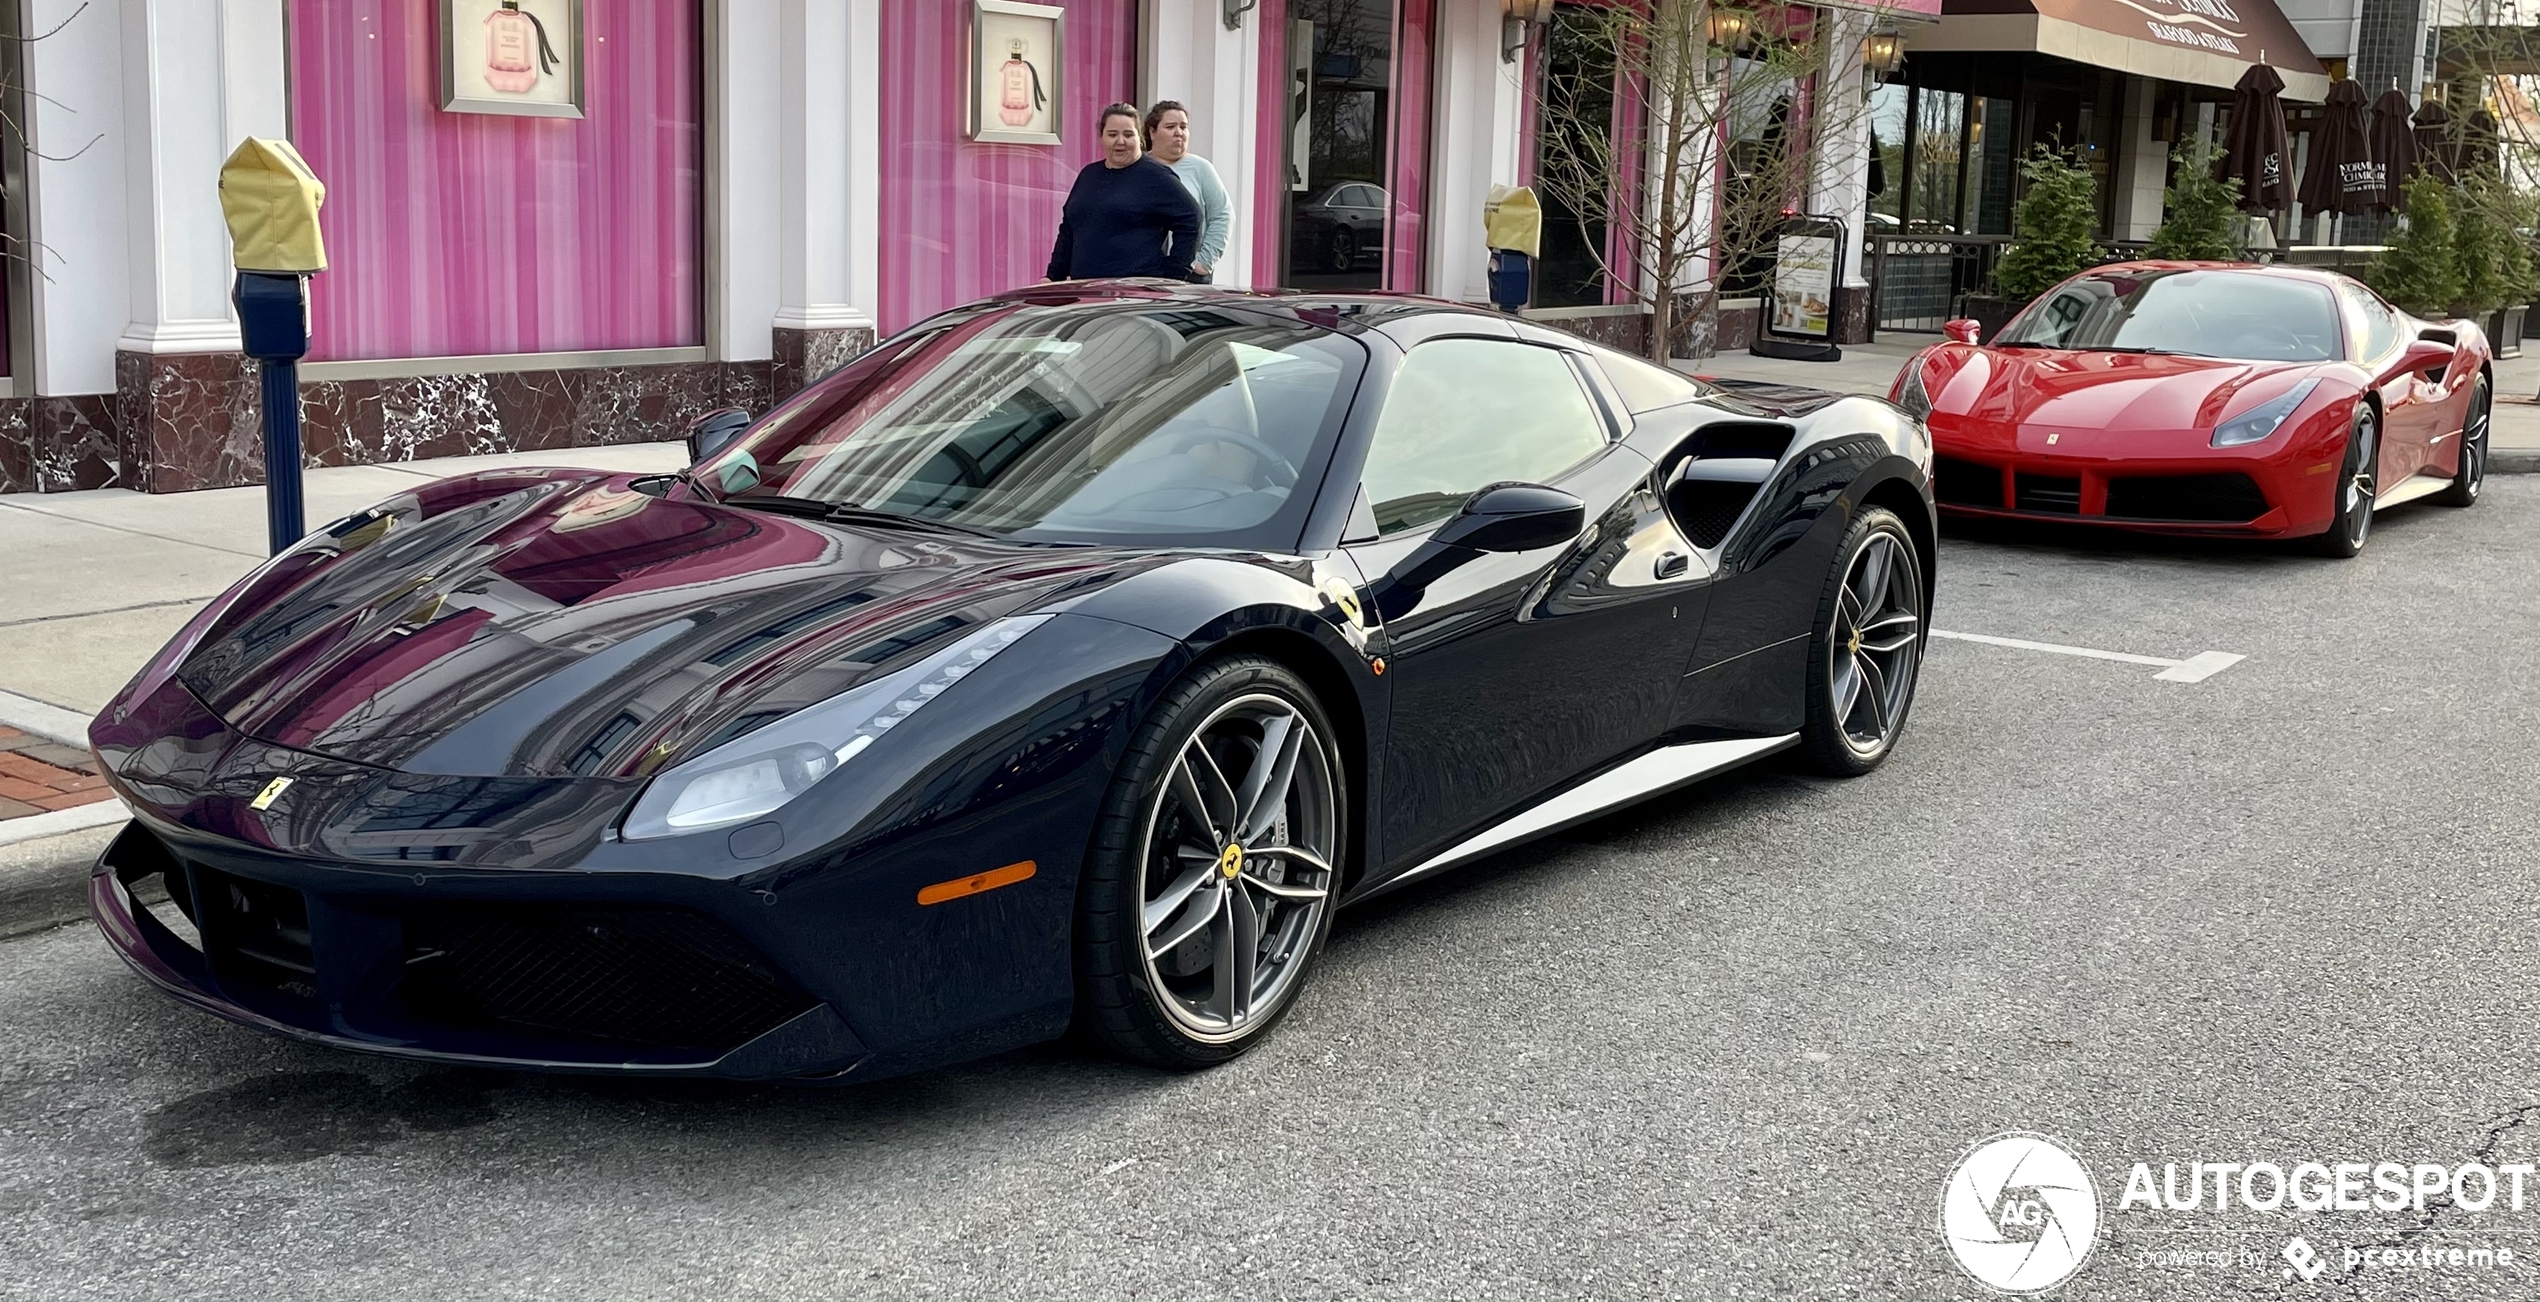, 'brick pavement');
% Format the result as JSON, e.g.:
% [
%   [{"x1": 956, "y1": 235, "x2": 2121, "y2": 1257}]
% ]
[{"x1": 0, "y1": 727, "x2": 112, "y2": 821}]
